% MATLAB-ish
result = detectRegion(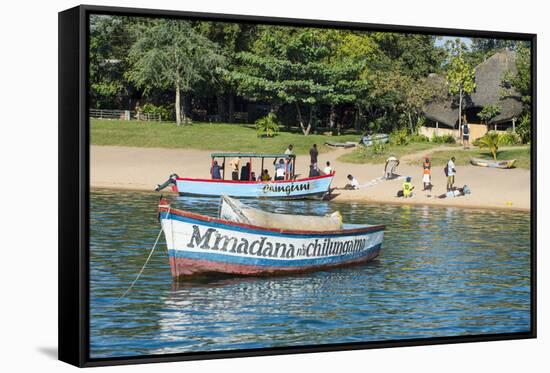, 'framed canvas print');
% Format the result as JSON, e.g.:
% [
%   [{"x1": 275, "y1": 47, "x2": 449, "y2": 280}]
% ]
[{"x1": 58, "y1": 4, "x2": 536, "y2": 367}]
